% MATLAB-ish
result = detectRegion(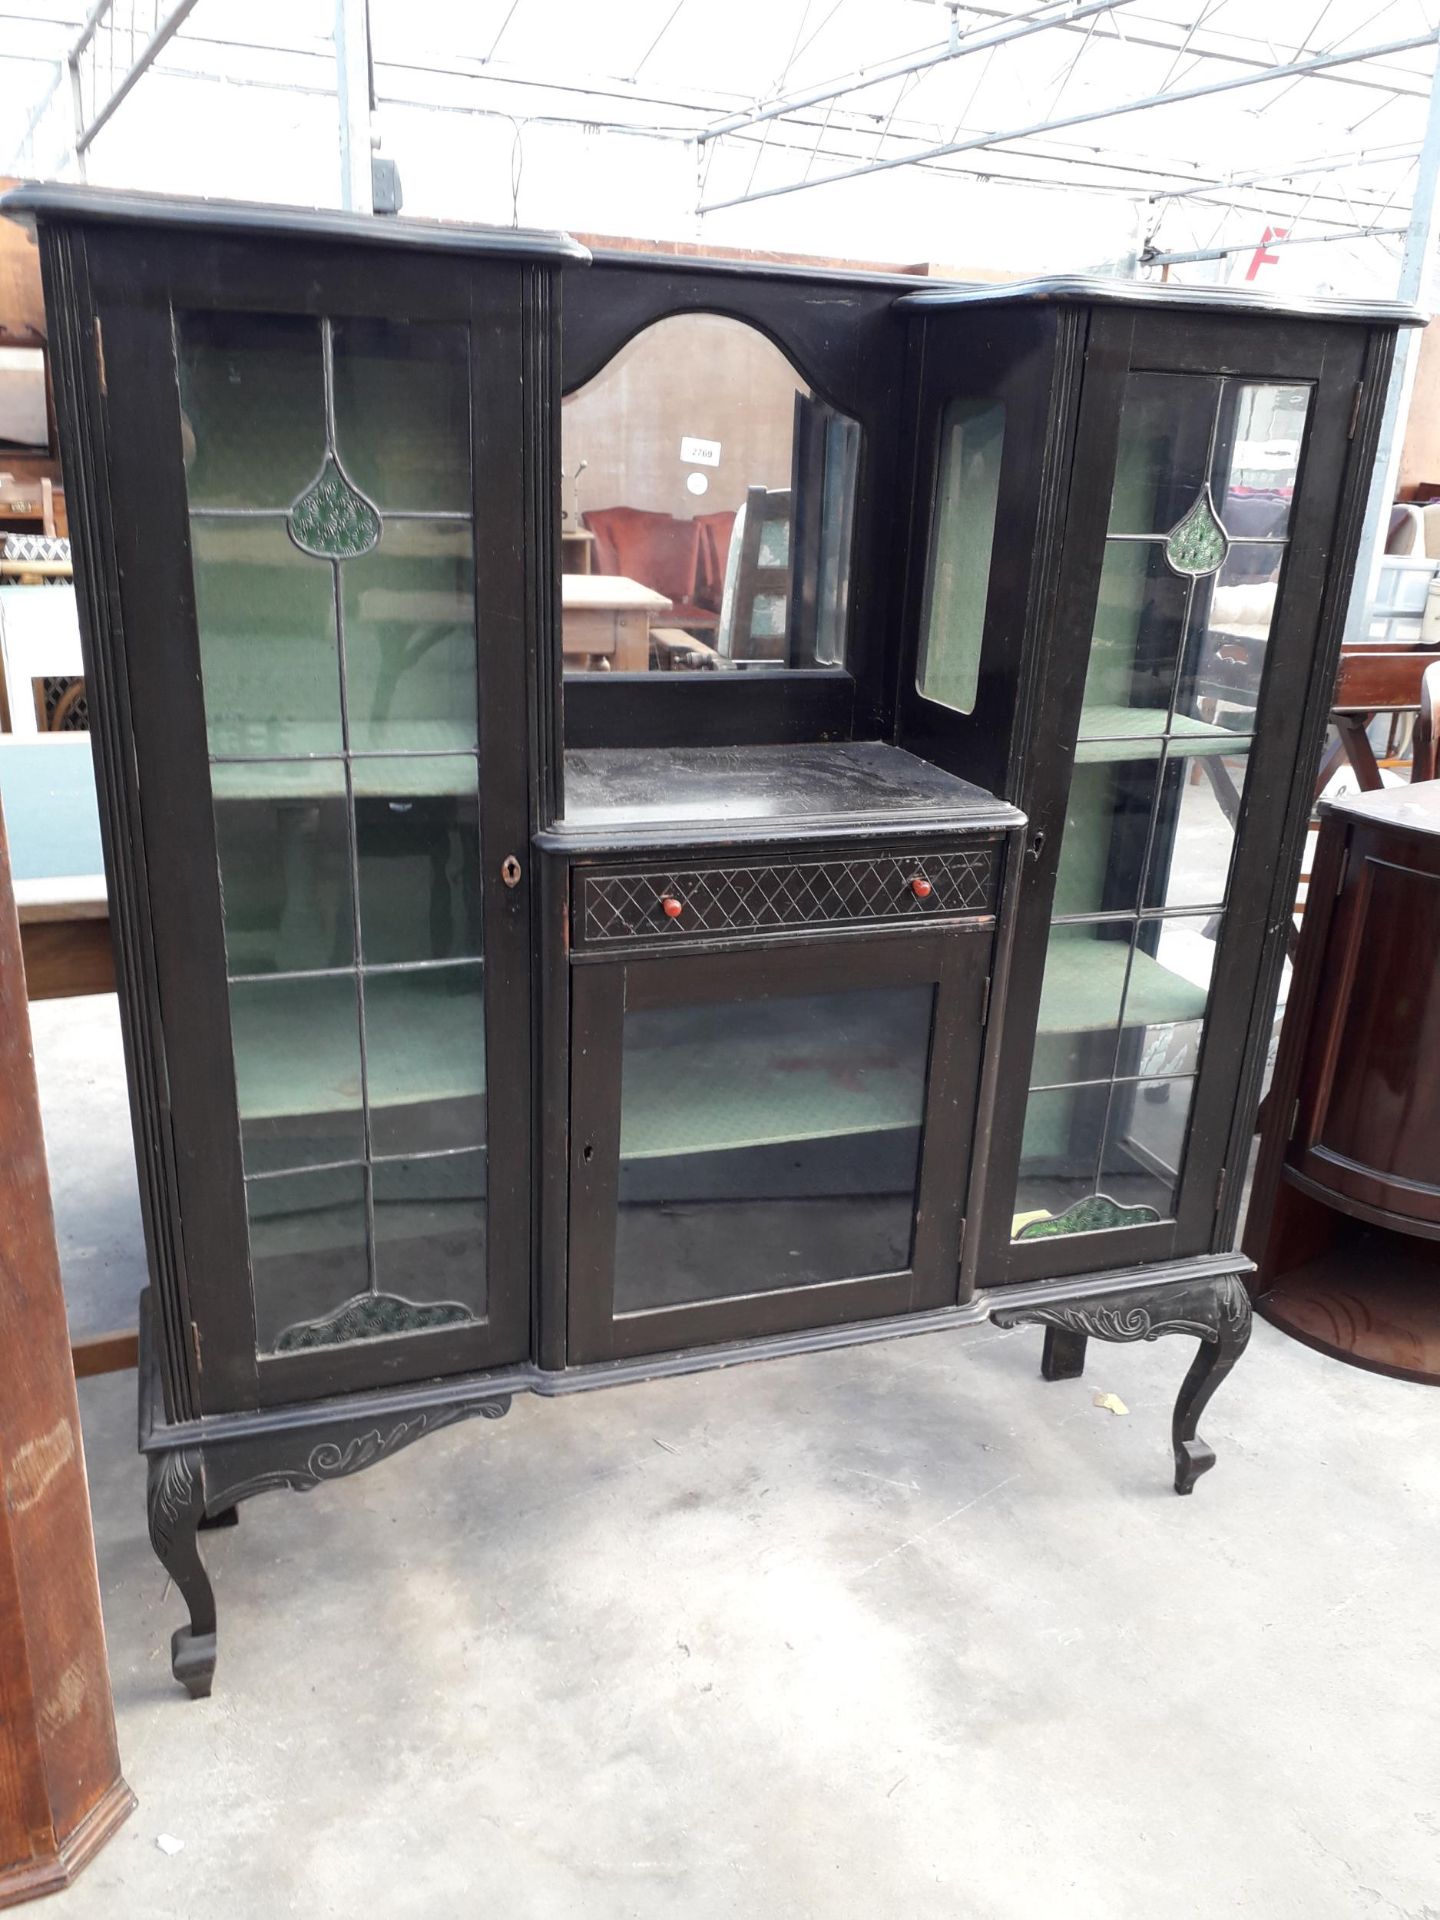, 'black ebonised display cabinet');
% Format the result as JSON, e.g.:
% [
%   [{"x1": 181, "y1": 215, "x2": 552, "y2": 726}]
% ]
[{"x1": 5, "y1": 184, "x2": 1415, "y2": 1697}]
